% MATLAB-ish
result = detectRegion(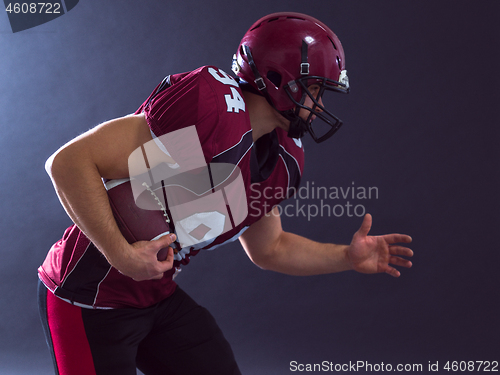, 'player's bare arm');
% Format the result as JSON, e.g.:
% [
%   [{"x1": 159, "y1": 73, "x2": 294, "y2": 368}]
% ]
[
  {"x1": 45, "y1": 113, "x2": 176, "y2": 281},
  {"x1": 240, "y1": 206, "x2": 413, "y2": 277}
]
